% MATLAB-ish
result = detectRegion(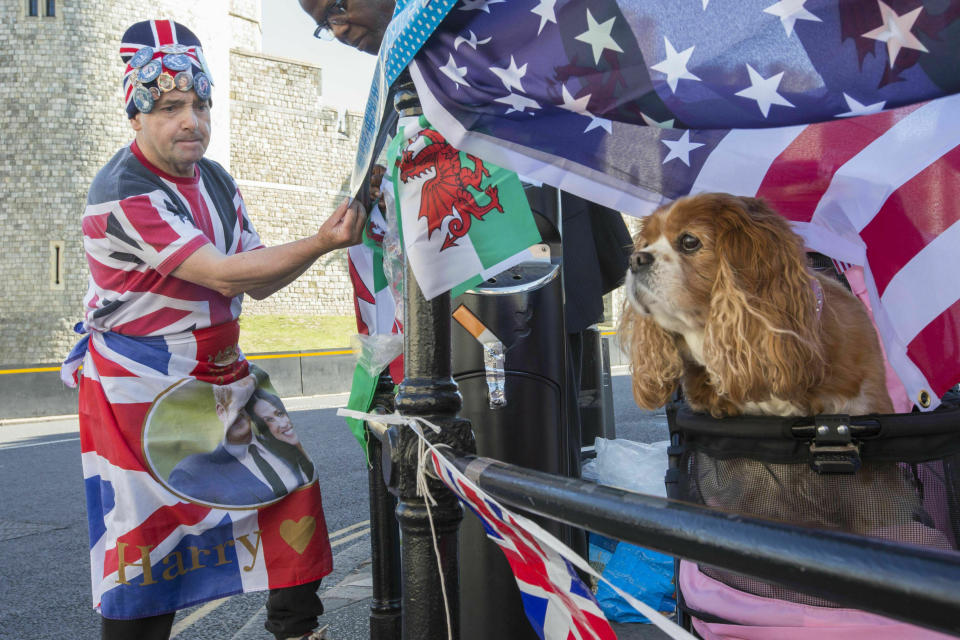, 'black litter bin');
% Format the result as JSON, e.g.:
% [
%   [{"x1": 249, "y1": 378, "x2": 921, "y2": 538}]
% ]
[{"x1": 453, "y1": 260, "x2": 571, "y2": 640}]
